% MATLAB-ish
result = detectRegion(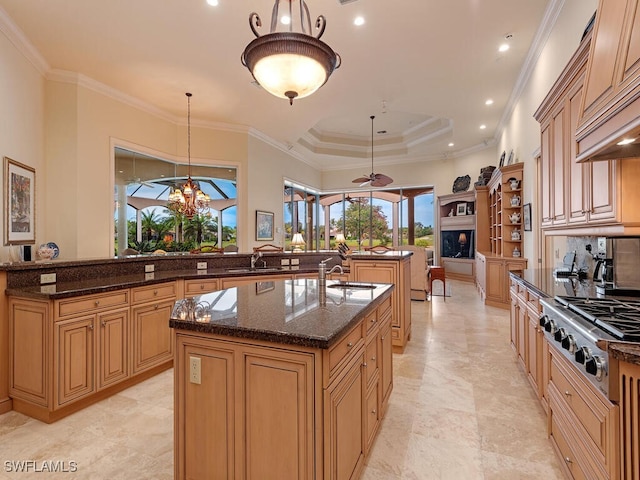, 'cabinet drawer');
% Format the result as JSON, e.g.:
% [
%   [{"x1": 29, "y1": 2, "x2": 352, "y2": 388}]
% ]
[
  {"x1": 364, "y1": 309, "x2": 378, "y2": 336},
  {"x1": 550, "y1": 402, "x2": 588, "y2": 480},
  {"x1": 378, "y1": 297, "x2": 392, "y2": 322},
  {"x1": 56, "y1": 290, "x2": 129, "y2": 319},
  {"x1": 549, "y1": 349, "x2": 612, "y2": 457},
  {"x1": 131, "y1": 282, "x2": 177, "y2": 305},
  {"x1": 184, "y1": 279, "x2": 219, "y2": 296},
  {"x1": 324, "y1": 323, "x2": 364, "y2": 387}
]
